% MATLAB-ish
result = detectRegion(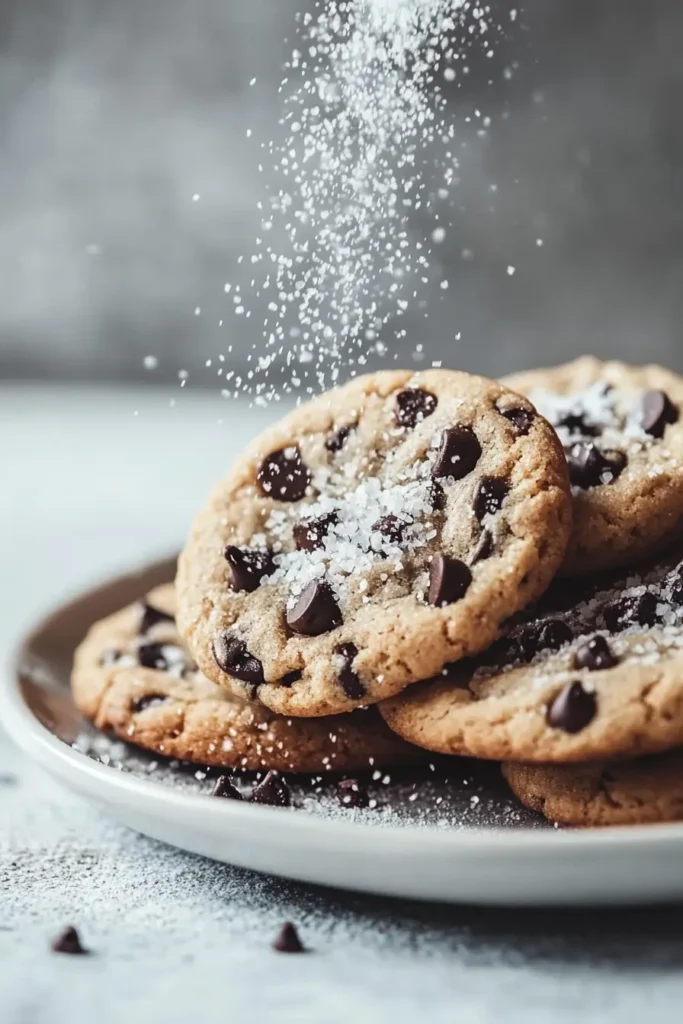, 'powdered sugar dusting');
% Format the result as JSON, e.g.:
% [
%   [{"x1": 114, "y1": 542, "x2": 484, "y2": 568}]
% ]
[
  {"x1": 216, "y1": 0, "x2": 509, "y2": 404},
  {"x1": 529, "y1": 381, "x2": 650, "y2": 454},
  {"x1": 266, "y1": 453, "x2": 438, "y2": 603}
]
